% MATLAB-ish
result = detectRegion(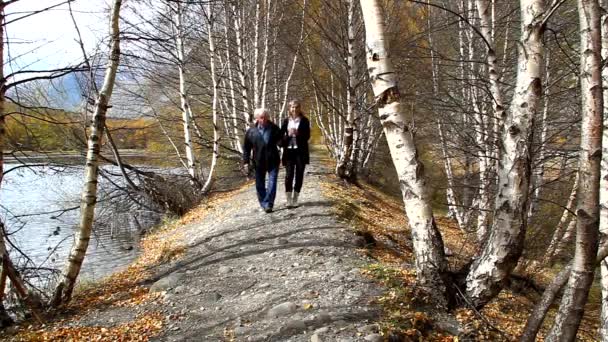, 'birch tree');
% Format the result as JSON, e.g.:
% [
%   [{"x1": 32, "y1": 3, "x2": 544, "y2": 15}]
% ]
[
  {"x1": 474, "y1": 0, "x2": 504, "y2": 242},
  {"x1": 359, "y1": 0, "x2": 448, "y2": 304},
  {"x1": 545, "y1": 1, "x2": 603, "y2": 339},
  {"x1": 335, "y1": 0, "x2": 357, "y2": 181},
  {"x1": 171, "y1": 1, "x2": 201, "y2": 186},
  {"x1": 200, "y1": 1, "x2": 218, "y2": 194},
  {"x1": 53, "y1": 0, "x2": 123, "y2": 305},
  {"x1": 464, "y1": 0, "x2": 547, "y2": 308},
  {"x1": 600, "y1": 1, "x2": 608, "y2": 340}
]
